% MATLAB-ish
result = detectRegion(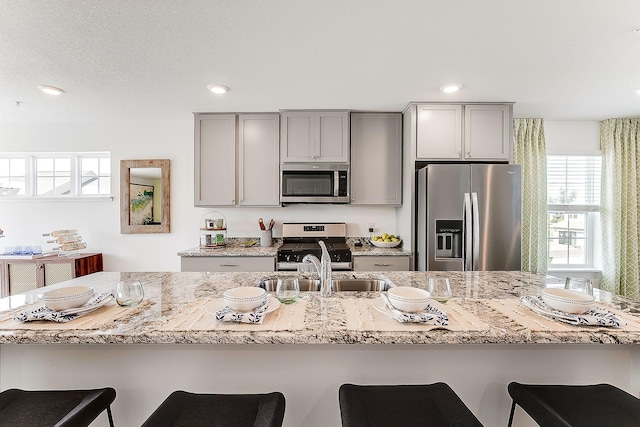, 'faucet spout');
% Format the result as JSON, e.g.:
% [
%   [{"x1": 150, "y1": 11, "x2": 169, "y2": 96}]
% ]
[
  {"x1": 302, "y1": 241, "x2": 332, "y2": 297},
  {"x1": 318, "y1": 241, "x2": 332, "y2": 297}
]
